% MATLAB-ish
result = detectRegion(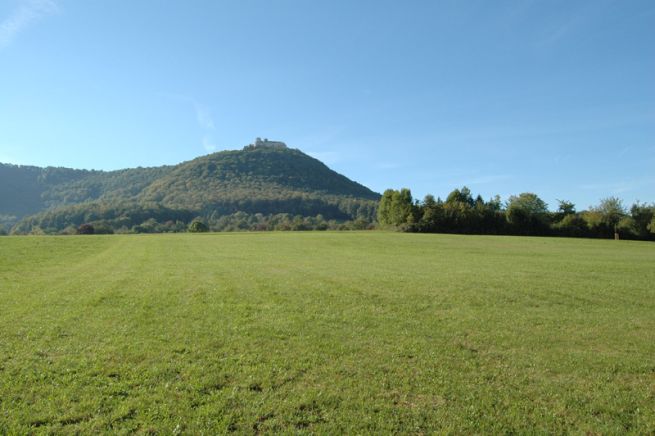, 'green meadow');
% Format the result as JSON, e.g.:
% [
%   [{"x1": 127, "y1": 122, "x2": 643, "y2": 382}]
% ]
[{"x1": 1, "y1": 232, "x2": 653, "y2": 434}]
